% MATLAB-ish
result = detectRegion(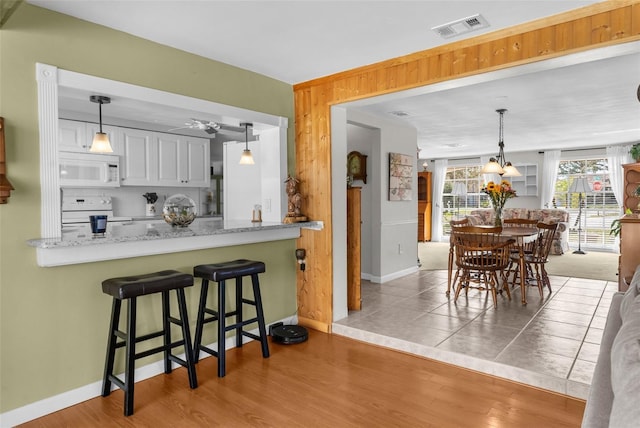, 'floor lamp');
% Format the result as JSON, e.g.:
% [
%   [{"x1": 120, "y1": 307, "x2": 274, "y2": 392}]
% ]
[
  {"x1": 568, "y1": 177, "x2": 591, "y2": 255},
  {"x1": 452, "y1": 182, "x2": 467, "y2": 218}
]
